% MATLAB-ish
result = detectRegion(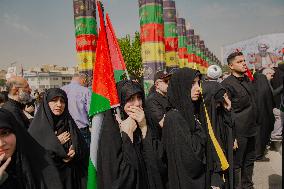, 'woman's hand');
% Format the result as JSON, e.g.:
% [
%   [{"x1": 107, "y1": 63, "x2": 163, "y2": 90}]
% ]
[
  {"x1": 127, "y1": 106, "x2": 145, "y2": 123},
  {"x1": 63, "y1": 145, "x2": 75, "y2": 163},
  {"x1": 233, "y1": 139, "x2": 238, "y2": 151},
  {"x1": 119, "y1": 117, "x2": 137, "y2": 142},
  {"x1": 57, "y1": 131, "x2": 71, "y2": 145},
  {"x1": 223, "y1": 93, "x2": 231, "y2": 111},
  {"x1": 0, "y1": 153, "x2": 11, "y2": 182},
  {"x1": 127, "y1": 106, "x2": 147, "y2": 138}
]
